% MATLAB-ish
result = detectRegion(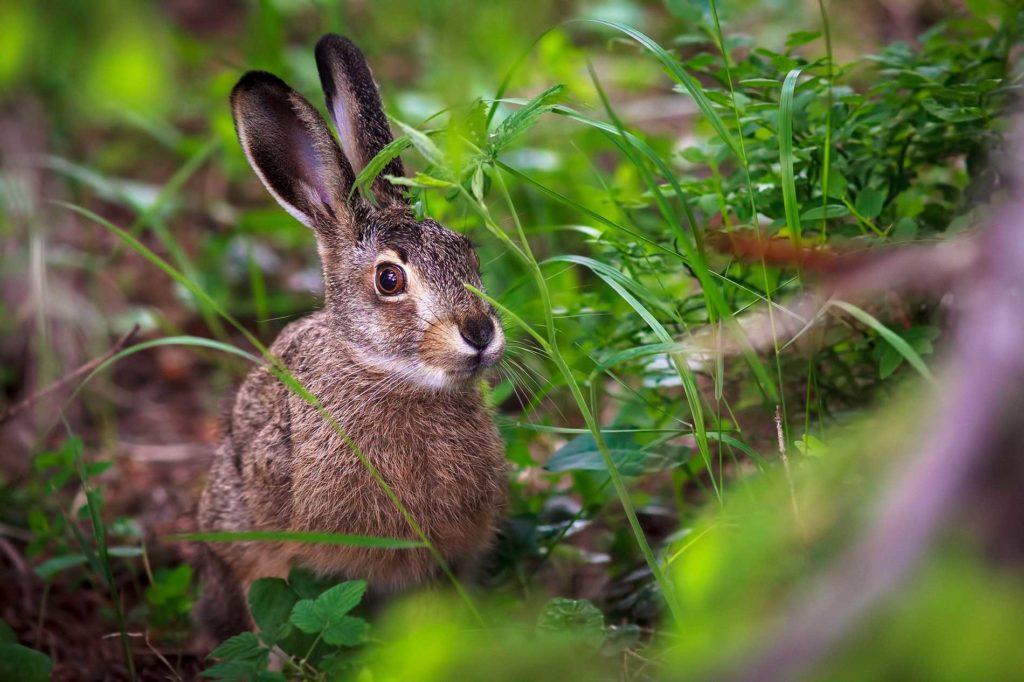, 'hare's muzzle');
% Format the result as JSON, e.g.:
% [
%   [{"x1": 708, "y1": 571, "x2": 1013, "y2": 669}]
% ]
[{"x1": 458, "y1": 314, "x2": 504, "y2": 369}]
